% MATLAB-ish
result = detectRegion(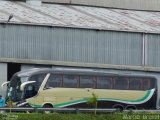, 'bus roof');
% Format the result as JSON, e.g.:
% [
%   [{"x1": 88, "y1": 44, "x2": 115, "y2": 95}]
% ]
[
  {"x1": 16, "y1": 68, "x2": 50, "y2": 77},
  {"x1": 15, "y1": 68, "x2": 157, "y2": 78}
]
